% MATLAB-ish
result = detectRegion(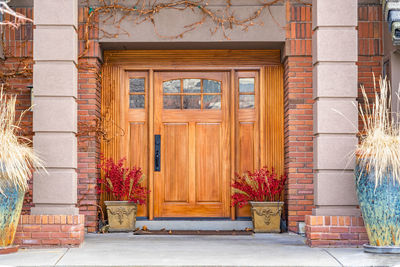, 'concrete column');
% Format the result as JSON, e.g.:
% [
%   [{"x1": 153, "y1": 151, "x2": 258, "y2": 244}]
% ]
[
  {"x1": 32, "y1": 0, "x2": 79, "y2": 215},
  {"x1": 312, "y1": 0, "x2": 360, "y2": 216}
]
